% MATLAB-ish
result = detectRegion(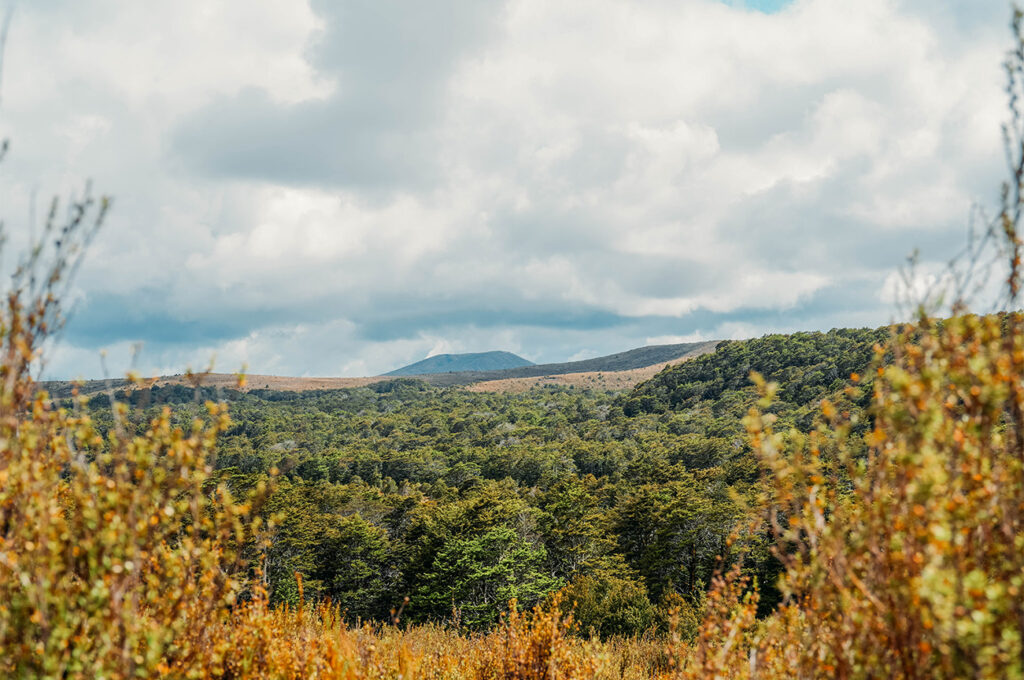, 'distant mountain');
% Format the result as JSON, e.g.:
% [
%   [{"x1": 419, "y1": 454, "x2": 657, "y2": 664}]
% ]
[
  {"x1": 384, "y1": 351, "x2": 535, "y2": 376},
  {"x1": 407, "y1": 341, "x2": 718, "y2": 386}
]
